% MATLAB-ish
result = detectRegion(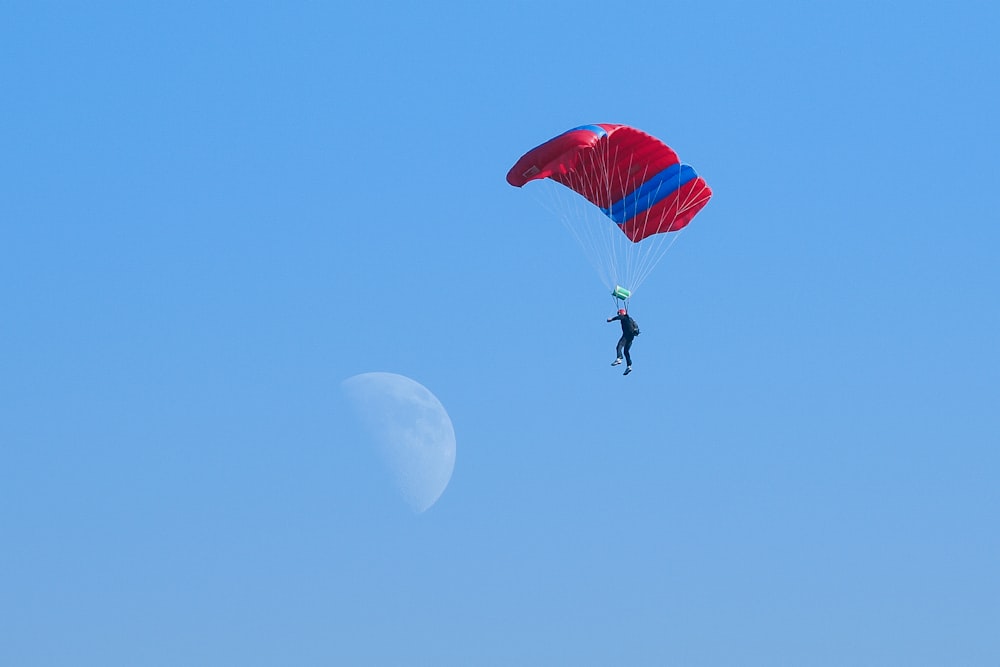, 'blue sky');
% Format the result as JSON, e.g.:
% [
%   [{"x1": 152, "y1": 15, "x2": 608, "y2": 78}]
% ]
[{"x1": 2, "y1": 1, "x2": 998, "y2": 665}]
